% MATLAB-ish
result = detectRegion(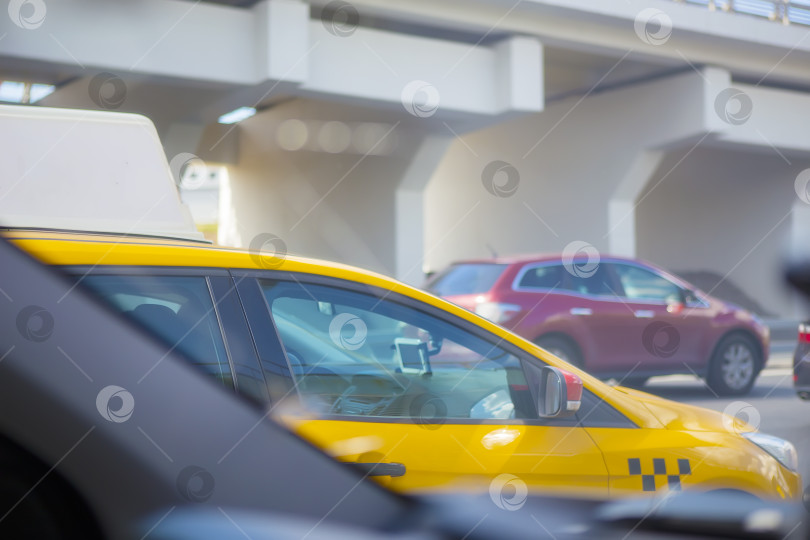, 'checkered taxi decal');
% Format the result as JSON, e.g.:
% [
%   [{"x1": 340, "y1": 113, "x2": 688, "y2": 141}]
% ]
[{"x1": 628, "y1": 458, "x2": 691, "y2": 492}]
